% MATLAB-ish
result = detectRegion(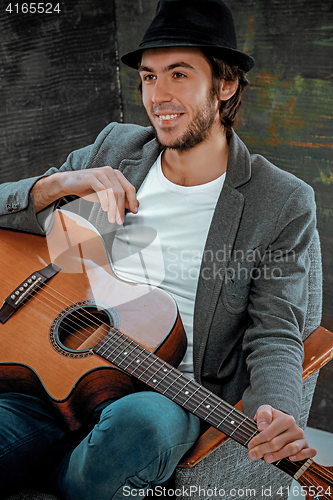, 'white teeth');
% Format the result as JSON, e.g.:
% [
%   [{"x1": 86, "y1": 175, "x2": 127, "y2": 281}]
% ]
[{"x1": 159, "y1": 114, "x2": 180, "y2": 120}]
